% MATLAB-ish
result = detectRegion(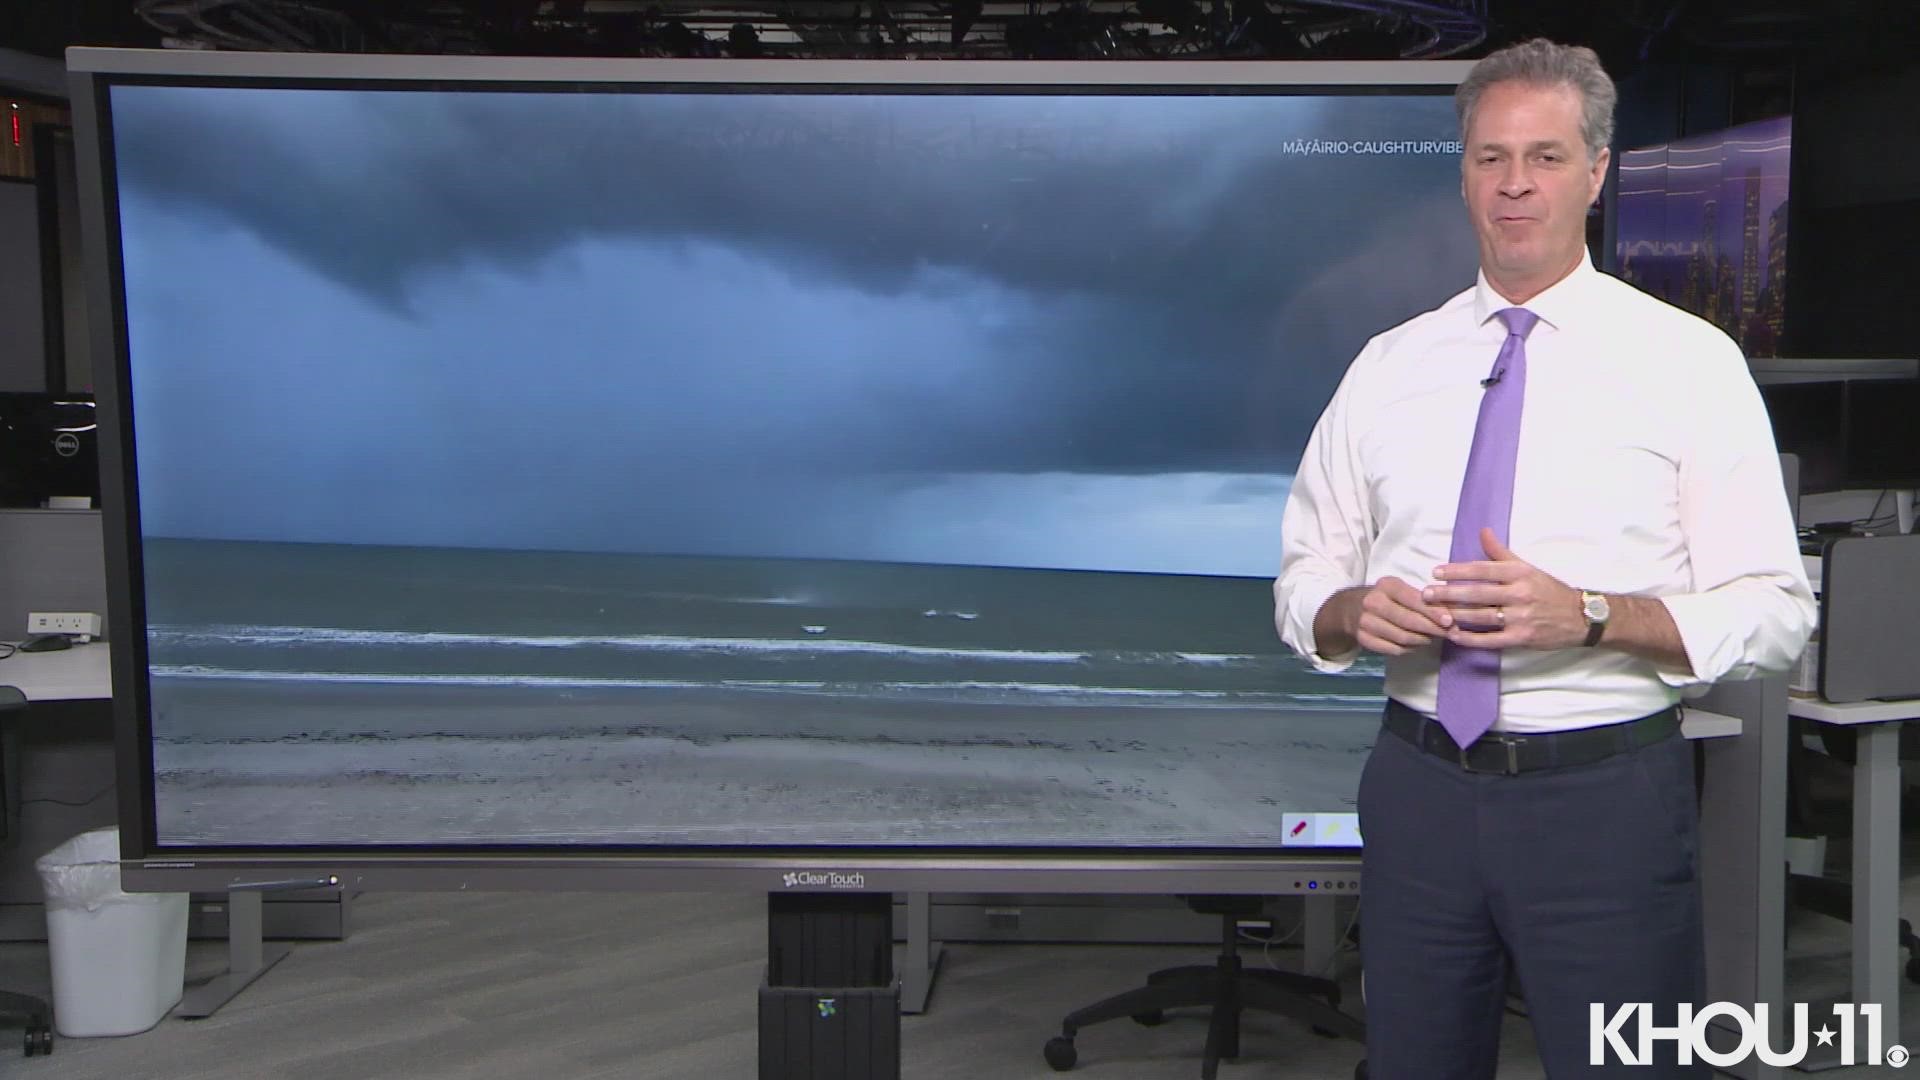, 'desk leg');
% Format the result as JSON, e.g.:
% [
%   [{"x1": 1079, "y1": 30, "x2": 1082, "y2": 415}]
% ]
[
  {"x1": 1303, "y1": 894, "x2": 1337, "y2": 977},
  {"x1": 1854, "y1": 723, "x2": 1901, "y2": 1046},
  {"x1": 1695, "y1": 678, "x2": 1788, "y2": 1080},
  {"x1": 898, "y1": 891, "x2": 945, "y2": 1016}
]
